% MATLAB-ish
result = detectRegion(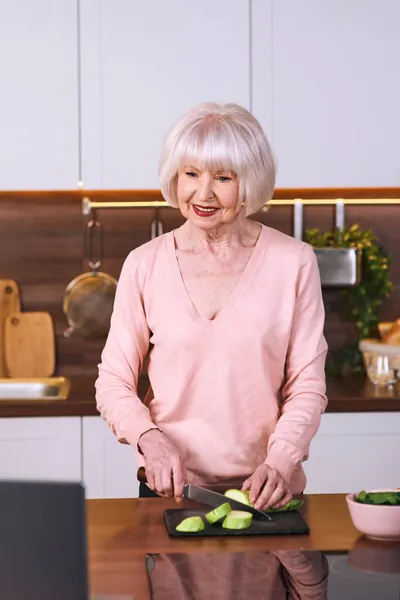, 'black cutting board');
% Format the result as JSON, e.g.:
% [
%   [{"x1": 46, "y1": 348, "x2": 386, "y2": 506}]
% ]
[{"x1": 164, "y1": 508, "x2": 309, "y2": 537}]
